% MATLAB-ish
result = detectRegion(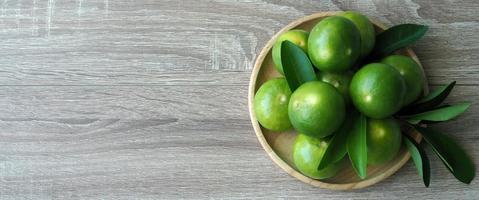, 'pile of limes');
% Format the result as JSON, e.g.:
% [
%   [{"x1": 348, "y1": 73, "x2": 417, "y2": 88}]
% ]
[{"x1": 254, "y1": 11, "x2": 425, "y2": 179}]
